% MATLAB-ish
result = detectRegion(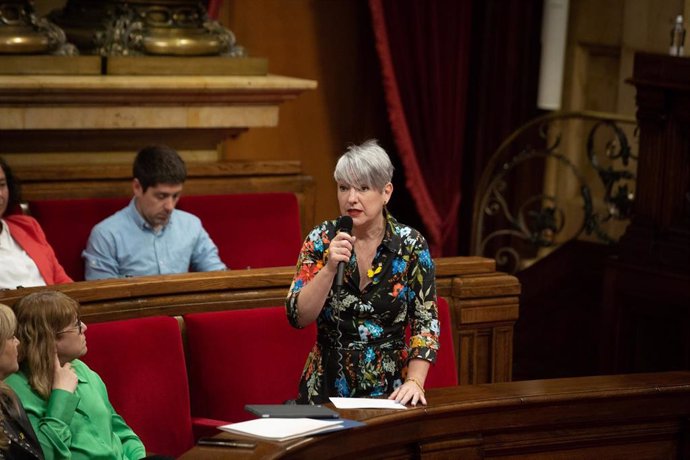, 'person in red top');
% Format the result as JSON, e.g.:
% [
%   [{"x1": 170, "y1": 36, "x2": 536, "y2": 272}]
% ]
[{"x1": 0, "y1": 157, "x2": 72, "y2": 289}]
